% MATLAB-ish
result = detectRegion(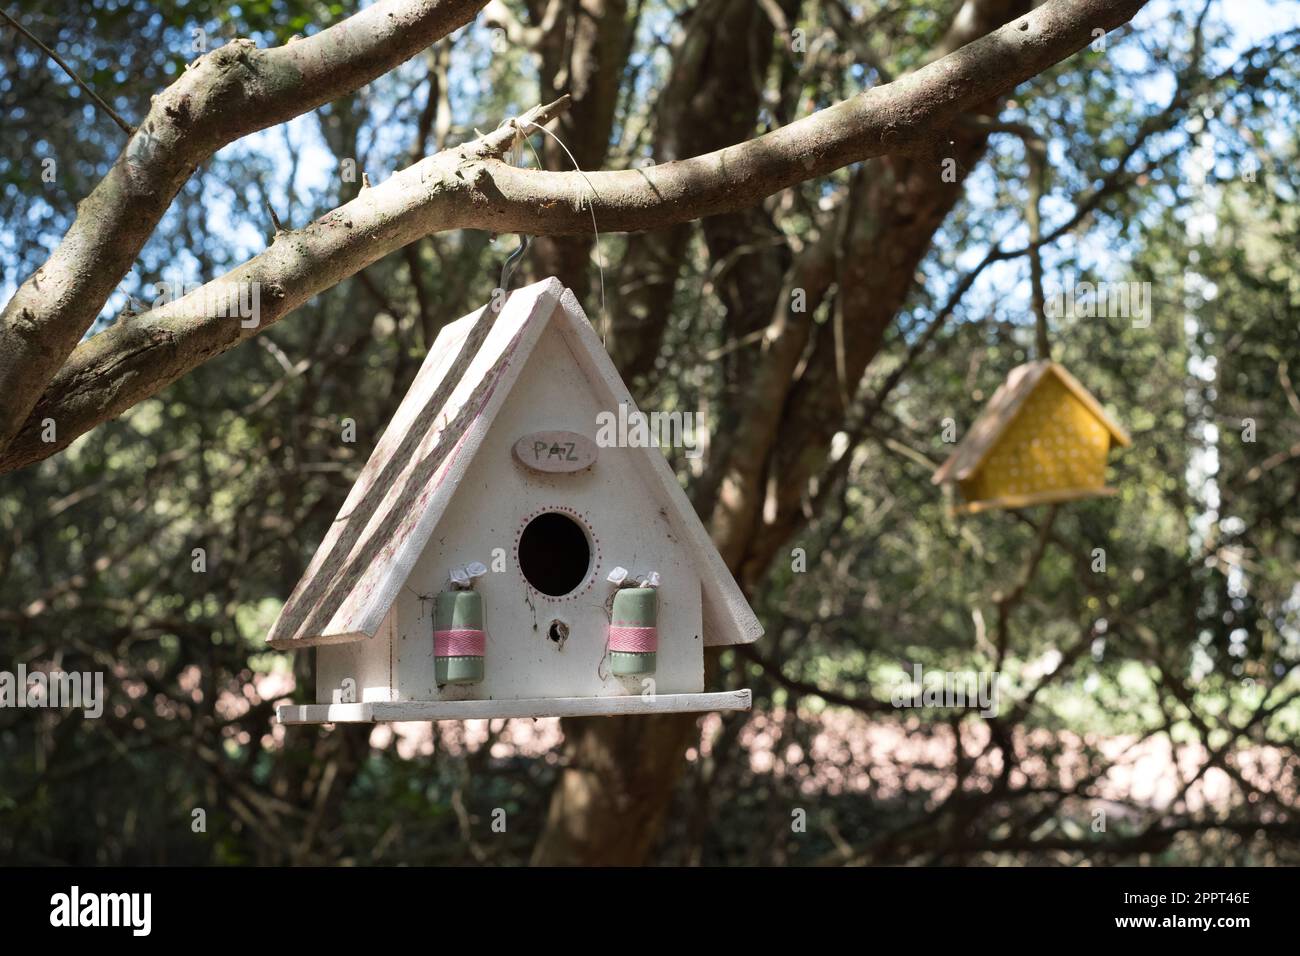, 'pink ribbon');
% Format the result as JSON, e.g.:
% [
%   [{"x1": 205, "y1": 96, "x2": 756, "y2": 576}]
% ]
[
  {"x1": 609, "y1": 625, "x2": 658, "y2": 653},
  {"x1": 434, "y1": 628, "x2": 486, "y2": 657}
]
